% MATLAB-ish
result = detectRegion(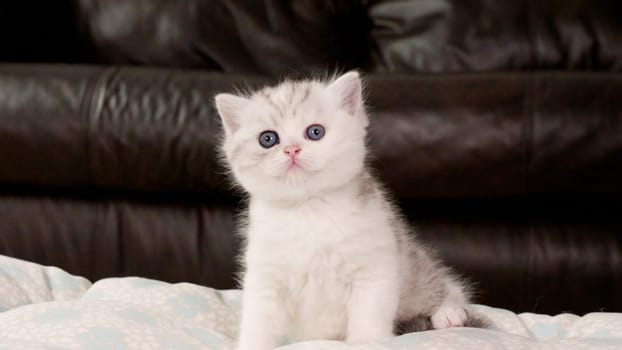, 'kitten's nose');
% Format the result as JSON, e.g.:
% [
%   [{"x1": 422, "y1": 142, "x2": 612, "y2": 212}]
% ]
[{"x1": 283, "y1": 145, "x2": 301, "y2": 157}]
